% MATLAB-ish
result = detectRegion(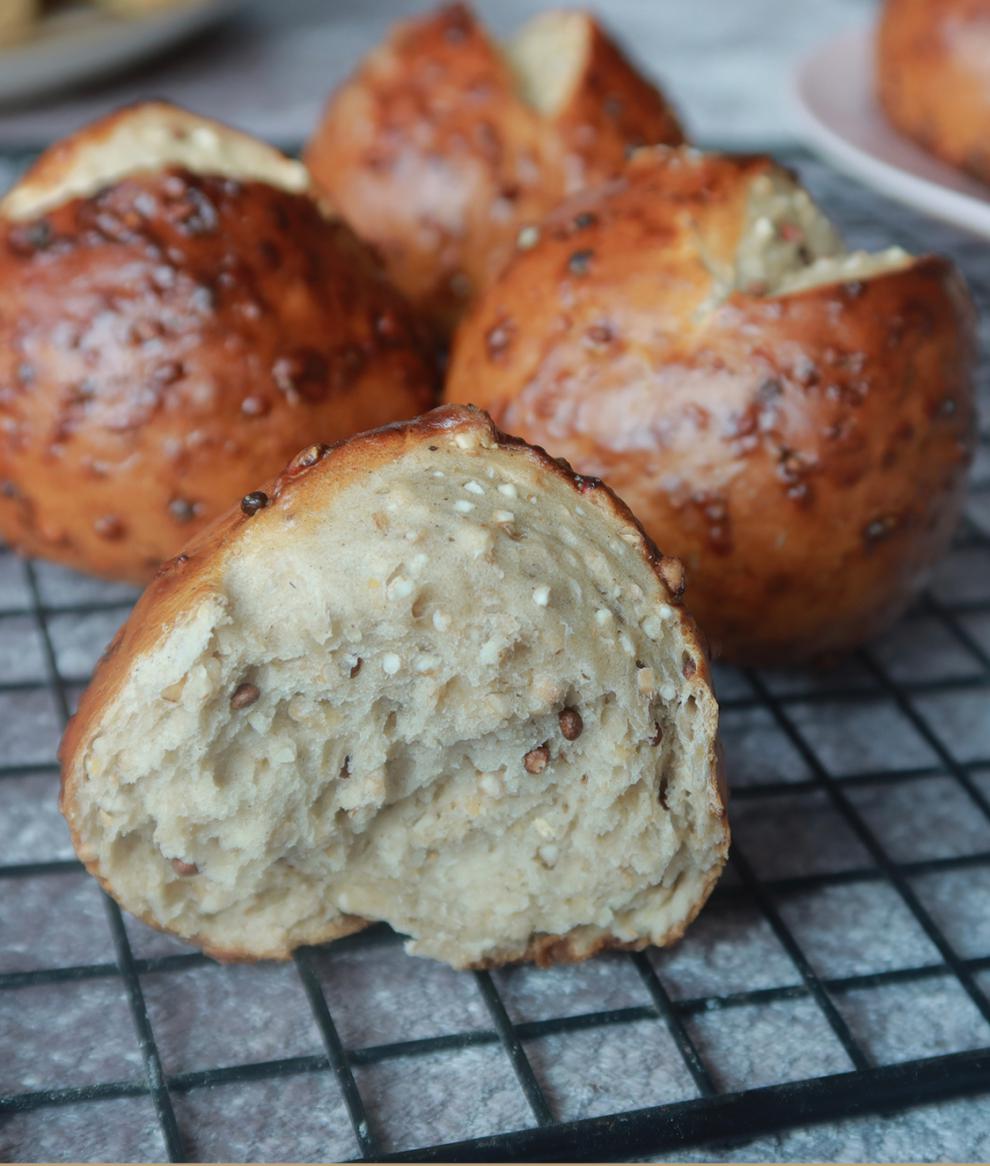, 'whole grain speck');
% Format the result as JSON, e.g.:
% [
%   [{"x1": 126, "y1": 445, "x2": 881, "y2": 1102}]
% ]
[
  {"x1": 231, "y1": 682, "x2": 260, "y2": 709},
  {"x1": 524, "y1": 745, "x2": 550, "y2": 774},
  {"x1": 559, "y1": 708, "x2": 583, "y2": 740}
]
